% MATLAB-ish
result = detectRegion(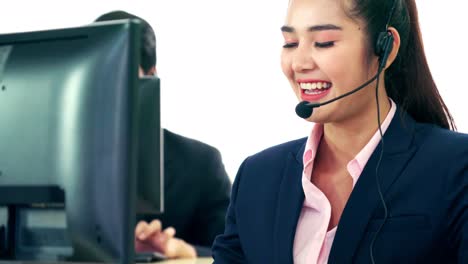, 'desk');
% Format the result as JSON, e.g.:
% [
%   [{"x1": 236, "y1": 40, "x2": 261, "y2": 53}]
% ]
[{"x1": 0, "y1": 258, "x2": 213, "y2": 264}]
